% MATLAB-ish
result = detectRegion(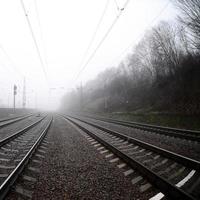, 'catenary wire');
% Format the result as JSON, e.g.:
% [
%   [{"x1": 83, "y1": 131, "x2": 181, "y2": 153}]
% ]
[
  {"x1": 20, "y1": 0, "x2": 49, "y2": 87},
  {"x1": 77, "y1": 0, "x2": 110, "y2": 72},
  {"x1": 0, "y1": 44, "x2": 24, "y2": 78},
  {"x1": 114, "y1": 0, "x2": 120, "y2": 10},
  {"x1": 108, "y1": 1, "x2": 170, "y2": 67},
  {"x1": 34, "y1": 0, "x2": 49, "y2": 71},
  {"x1": 75, "y1": 0, "x2": 131, "y2": 80}
]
